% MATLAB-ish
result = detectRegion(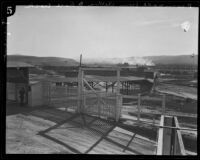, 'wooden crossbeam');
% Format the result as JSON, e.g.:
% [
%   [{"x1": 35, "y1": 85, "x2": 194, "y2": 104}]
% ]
[
  {"x1": 156, "y1": 115, "x2": 188, "y2": 155},
  {"x1": 174, "y1": 117, "x2": 186, "y2": 155},
  {"x1": 156, "y1": 115, "x2": 164, "y2": 155}
]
